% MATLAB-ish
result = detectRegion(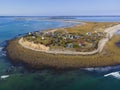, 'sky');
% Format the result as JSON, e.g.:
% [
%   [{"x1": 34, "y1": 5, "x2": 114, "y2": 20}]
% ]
[{"x1": 0, "y1": 0, "x2": 120, "y2": 16}]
